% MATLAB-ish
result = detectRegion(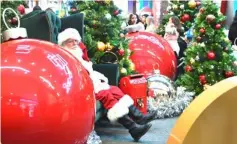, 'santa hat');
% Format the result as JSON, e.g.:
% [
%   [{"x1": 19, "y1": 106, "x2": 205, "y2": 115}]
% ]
[{"x1": 58, "y1": 28, "x2": 81, "y2": 46}]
